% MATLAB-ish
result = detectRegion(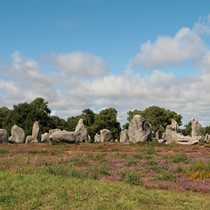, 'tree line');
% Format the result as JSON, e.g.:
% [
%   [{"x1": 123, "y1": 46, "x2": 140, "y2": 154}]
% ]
[{"x1": 0, "y1": 98, "x2": 209, "y2": 140}]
